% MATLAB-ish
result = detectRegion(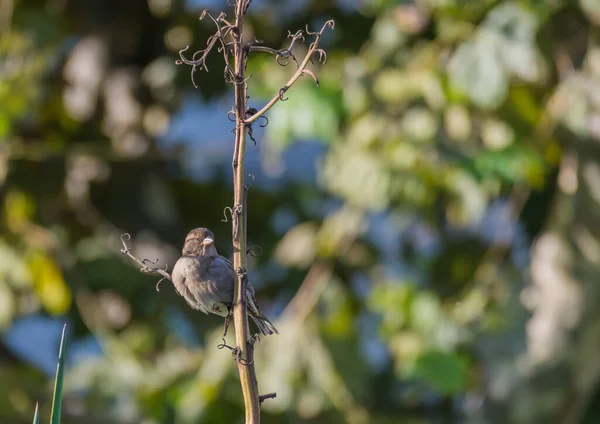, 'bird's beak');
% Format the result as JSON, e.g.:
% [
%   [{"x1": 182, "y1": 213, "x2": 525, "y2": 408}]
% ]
[{"x1": 202, "y1": 237, "x2": 214, "y2": 246}]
